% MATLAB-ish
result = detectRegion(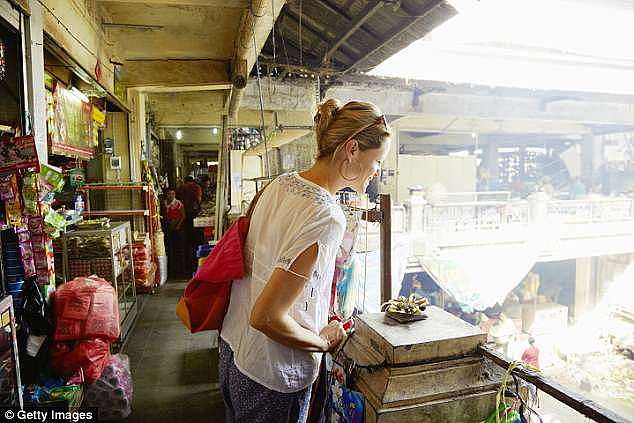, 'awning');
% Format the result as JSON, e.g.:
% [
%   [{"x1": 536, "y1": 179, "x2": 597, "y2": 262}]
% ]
[{"x1": 420, "y1": 242, "x2": 539, "y2": 311}]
